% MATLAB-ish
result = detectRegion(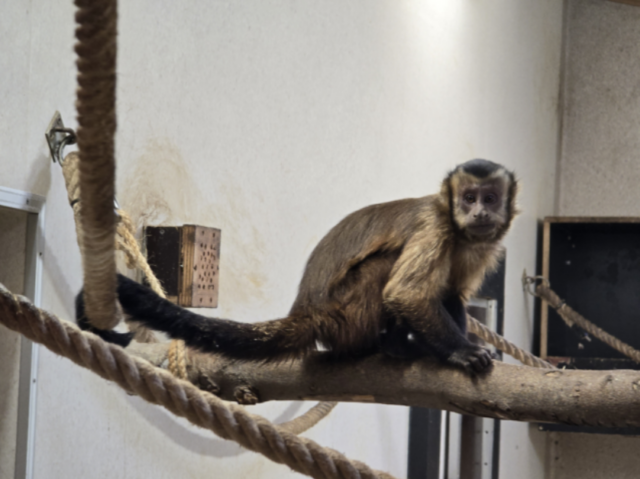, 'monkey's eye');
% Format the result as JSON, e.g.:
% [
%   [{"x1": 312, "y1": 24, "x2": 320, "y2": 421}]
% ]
[
  {"x1": 484, "y1": 194, "x2": 497, "y2": 204},
  {"x1": 464, "y1": 194, "x2": 476, "y2": 203}
]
